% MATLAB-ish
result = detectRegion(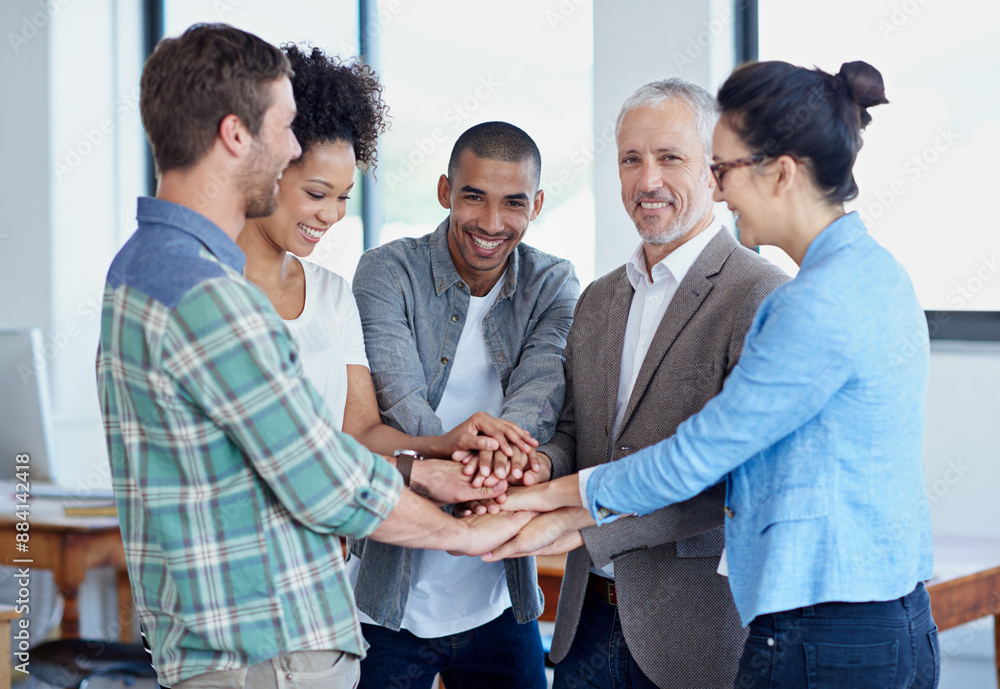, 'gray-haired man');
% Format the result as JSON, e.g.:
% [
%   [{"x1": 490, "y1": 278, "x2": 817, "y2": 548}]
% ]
[{"x1": 494, "y1": 79, "x2": 788, "y2": 688}]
